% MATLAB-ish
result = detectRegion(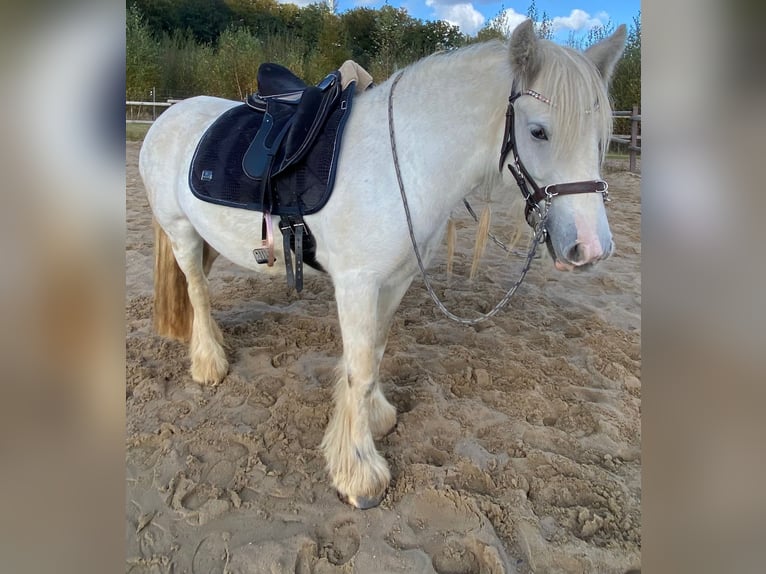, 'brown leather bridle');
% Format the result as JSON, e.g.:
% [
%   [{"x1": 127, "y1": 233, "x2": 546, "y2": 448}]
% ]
[{"x1": 499, "y1": 84, "x2": 609, "y2": 231}]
